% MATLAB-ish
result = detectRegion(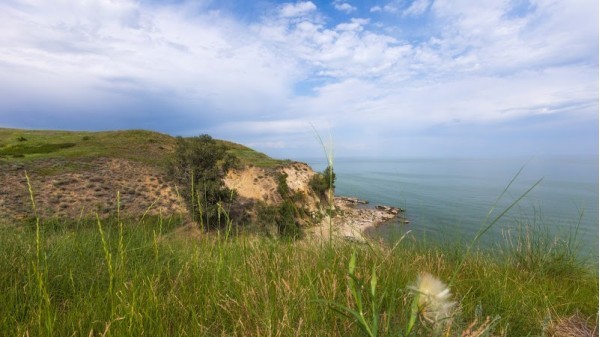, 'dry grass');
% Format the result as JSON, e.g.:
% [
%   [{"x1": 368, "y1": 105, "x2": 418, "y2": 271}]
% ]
[{"x1": 545, "y1": 313, "x2": 598, "y2": 337}]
